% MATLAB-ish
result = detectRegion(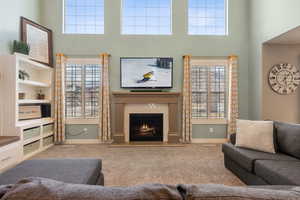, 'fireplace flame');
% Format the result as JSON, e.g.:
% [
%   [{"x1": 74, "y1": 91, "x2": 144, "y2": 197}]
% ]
[{"x1": 141, "y1": 123, "x2": 149, "y2": 130}]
